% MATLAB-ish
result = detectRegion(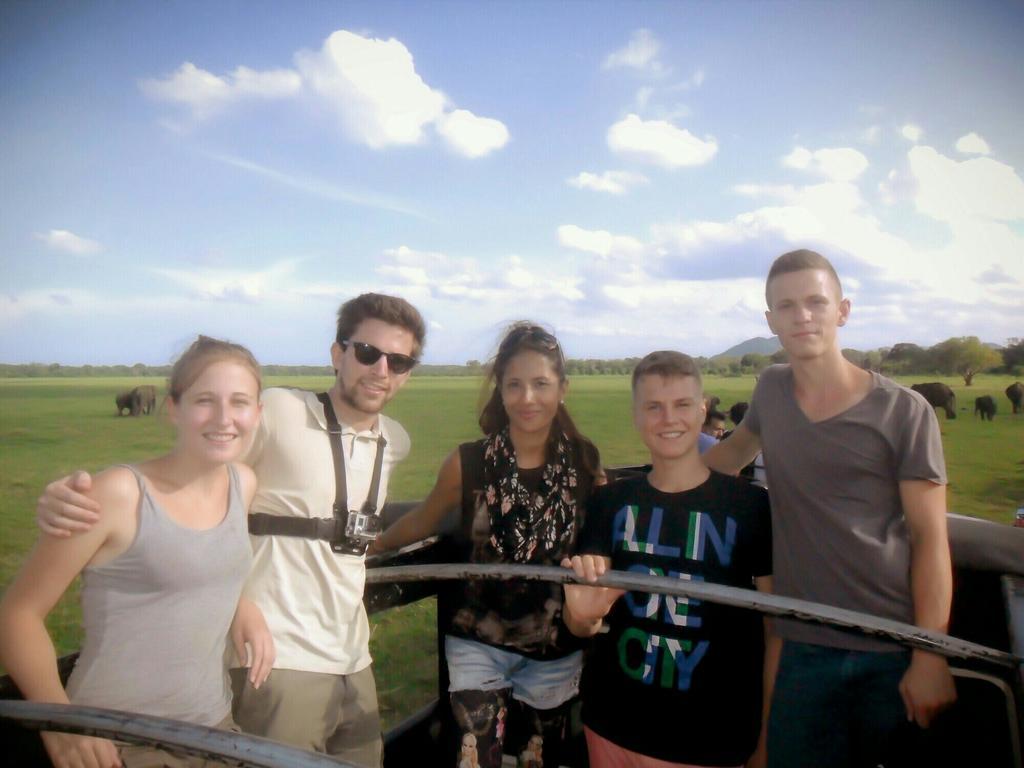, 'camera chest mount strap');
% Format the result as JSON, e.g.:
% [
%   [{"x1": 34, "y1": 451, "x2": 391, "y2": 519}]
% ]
[{"x1": 248, "y1": 391, "x2": 387, "y2": 554}]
